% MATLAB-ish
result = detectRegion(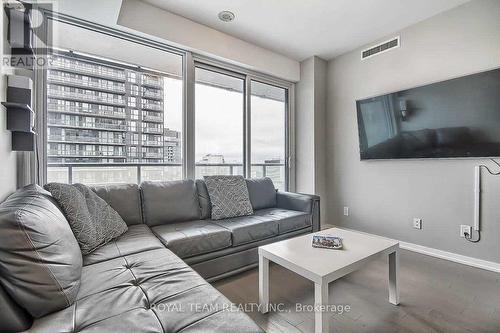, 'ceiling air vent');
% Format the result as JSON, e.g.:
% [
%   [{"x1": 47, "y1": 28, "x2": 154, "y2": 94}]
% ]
[{"x1": 361, "y1": 36, "x2": 400, "y2": 60}]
